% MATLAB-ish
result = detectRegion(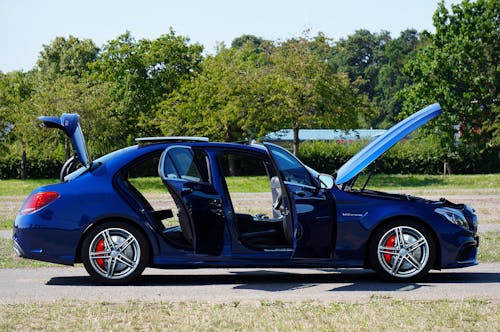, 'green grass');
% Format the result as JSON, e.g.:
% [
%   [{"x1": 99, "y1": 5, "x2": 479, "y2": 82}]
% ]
[
  {"x1": 0, "y1": 179, "x2": 56, "y2": 196},
  {"x1": 0, "y1": 238, "x2": 56, "y2": 269},
  {"x1": 0, "y1": 298, "x2": 498, "y2": 331},
  {"x1": 1, "y1": 174, "x2": 499, "y2": 195},
  {"x1": 367, "y1": 173, "x2": 500, "y2": 191},
  {"x1": 0, "y1": 218, "x2": 13, "y2": 230},
  {"x1": 478, "y1": 231, "x2": 500, "y2": 262}
]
